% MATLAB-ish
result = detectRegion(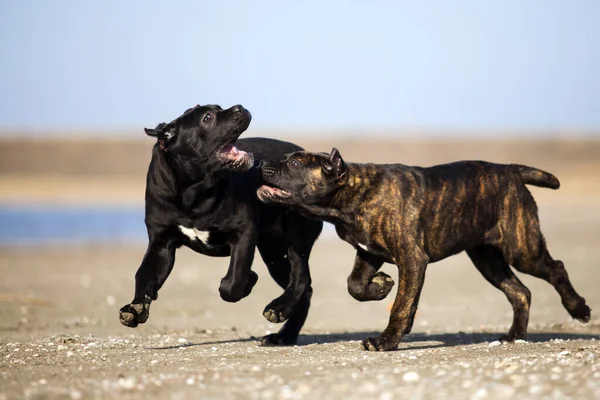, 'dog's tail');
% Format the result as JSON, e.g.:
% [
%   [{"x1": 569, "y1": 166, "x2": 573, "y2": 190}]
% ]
[{"x1": 513, "y1": 164, "x2": 560, "y2": 189}]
